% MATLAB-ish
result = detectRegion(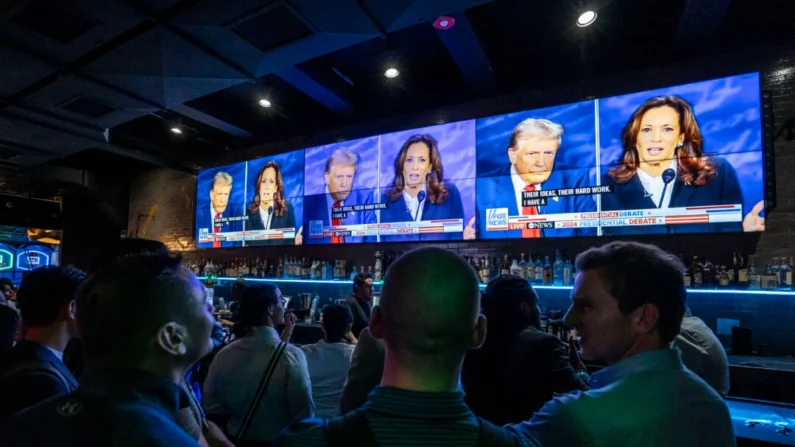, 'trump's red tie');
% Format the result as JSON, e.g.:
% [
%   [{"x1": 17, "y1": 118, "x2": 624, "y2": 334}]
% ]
[
  {"x1": 213, "y1": 213, "x2": 221, "y2": 248},
  {"x1": 331, "y1": 201, "x2": 343, "y2": 244},
  {"x1": 521, "y1": 185, "x2": 541, "y2": 239}
]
